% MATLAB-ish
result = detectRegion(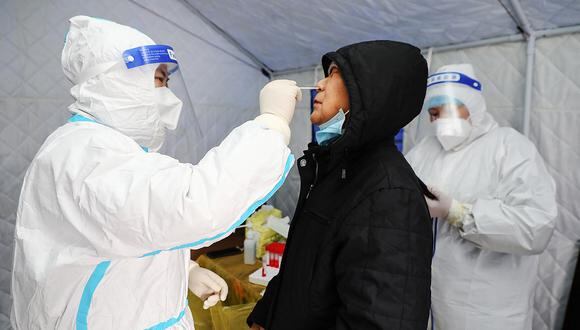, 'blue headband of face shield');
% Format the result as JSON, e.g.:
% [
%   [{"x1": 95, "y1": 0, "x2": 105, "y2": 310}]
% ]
[
  {"x1": 123, "y1": 45, "x2": 179, "y2": 73},
  {"x1": 427, "y1": 72, "x2": 482, "y2": 91},
  {"x1": 76, "y1": 44, "x2": 180, "y2": 84}
]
